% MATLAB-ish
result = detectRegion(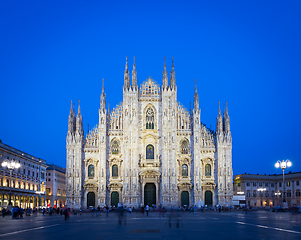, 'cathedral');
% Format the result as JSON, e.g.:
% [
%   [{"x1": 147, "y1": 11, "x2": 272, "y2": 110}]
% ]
[{"x1": 66, "y1": 57, "x2": 233, "y2": 209}]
